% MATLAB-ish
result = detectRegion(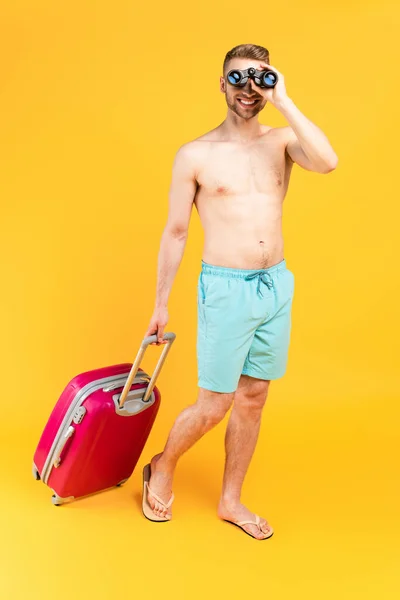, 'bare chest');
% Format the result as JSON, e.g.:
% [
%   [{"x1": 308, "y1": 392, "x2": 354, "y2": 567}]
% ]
[{"x1": 196, "y1": 141, "x2": 291, "y2": 198}]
